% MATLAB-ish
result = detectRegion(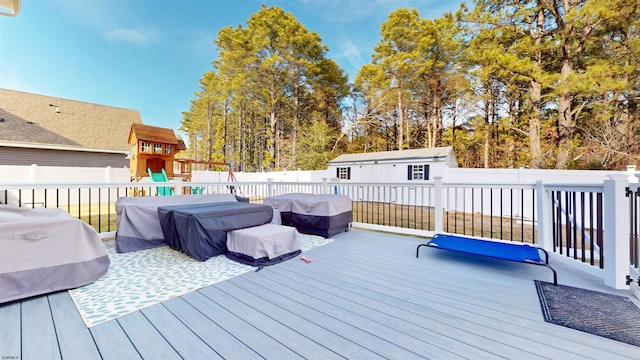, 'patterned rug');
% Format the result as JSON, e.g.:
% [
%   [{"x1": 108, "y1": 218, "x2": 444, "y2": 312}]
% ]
[
  {"x1": 70, "y1": 234, "x2": 333, "y2": 327},
  {"x1": 535, "y1": 280, "x2": 640, "y2": 347}
]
